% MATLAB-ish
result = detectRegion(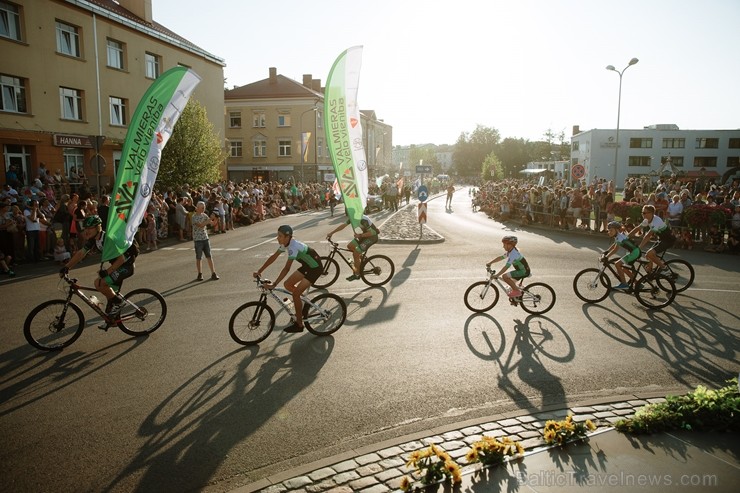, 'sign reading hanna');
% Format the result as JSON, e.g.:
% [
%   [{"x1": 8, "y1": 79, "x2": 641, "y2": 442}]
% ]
[{"x1": 53, "y1": 134, "x2": 93, "y2": 148}]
